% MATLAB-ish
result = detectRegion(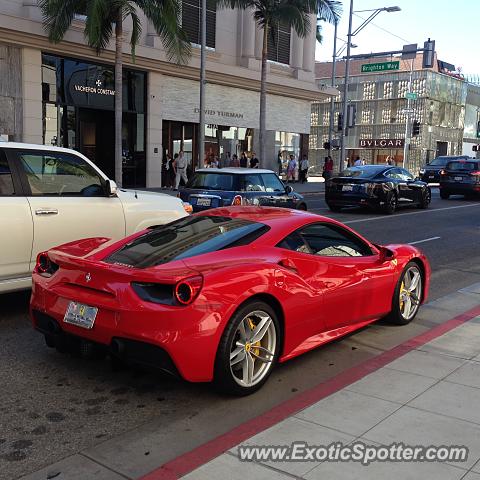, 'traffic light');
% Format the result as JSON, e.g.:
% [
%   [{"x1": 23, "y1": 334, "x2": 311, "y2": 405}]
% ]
[
  {"x1": 422, "y1": 39, "x2": 435, "y2": 68},
  {"x1": 412, "y1": 120, "x2": 421, "y2": 136},
  {"x1": 337, "y1": 113, "x2": 343, "y2": 131},
  {"x1": 347, "y1": 104, "x2": 357, "y2": 128}
]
